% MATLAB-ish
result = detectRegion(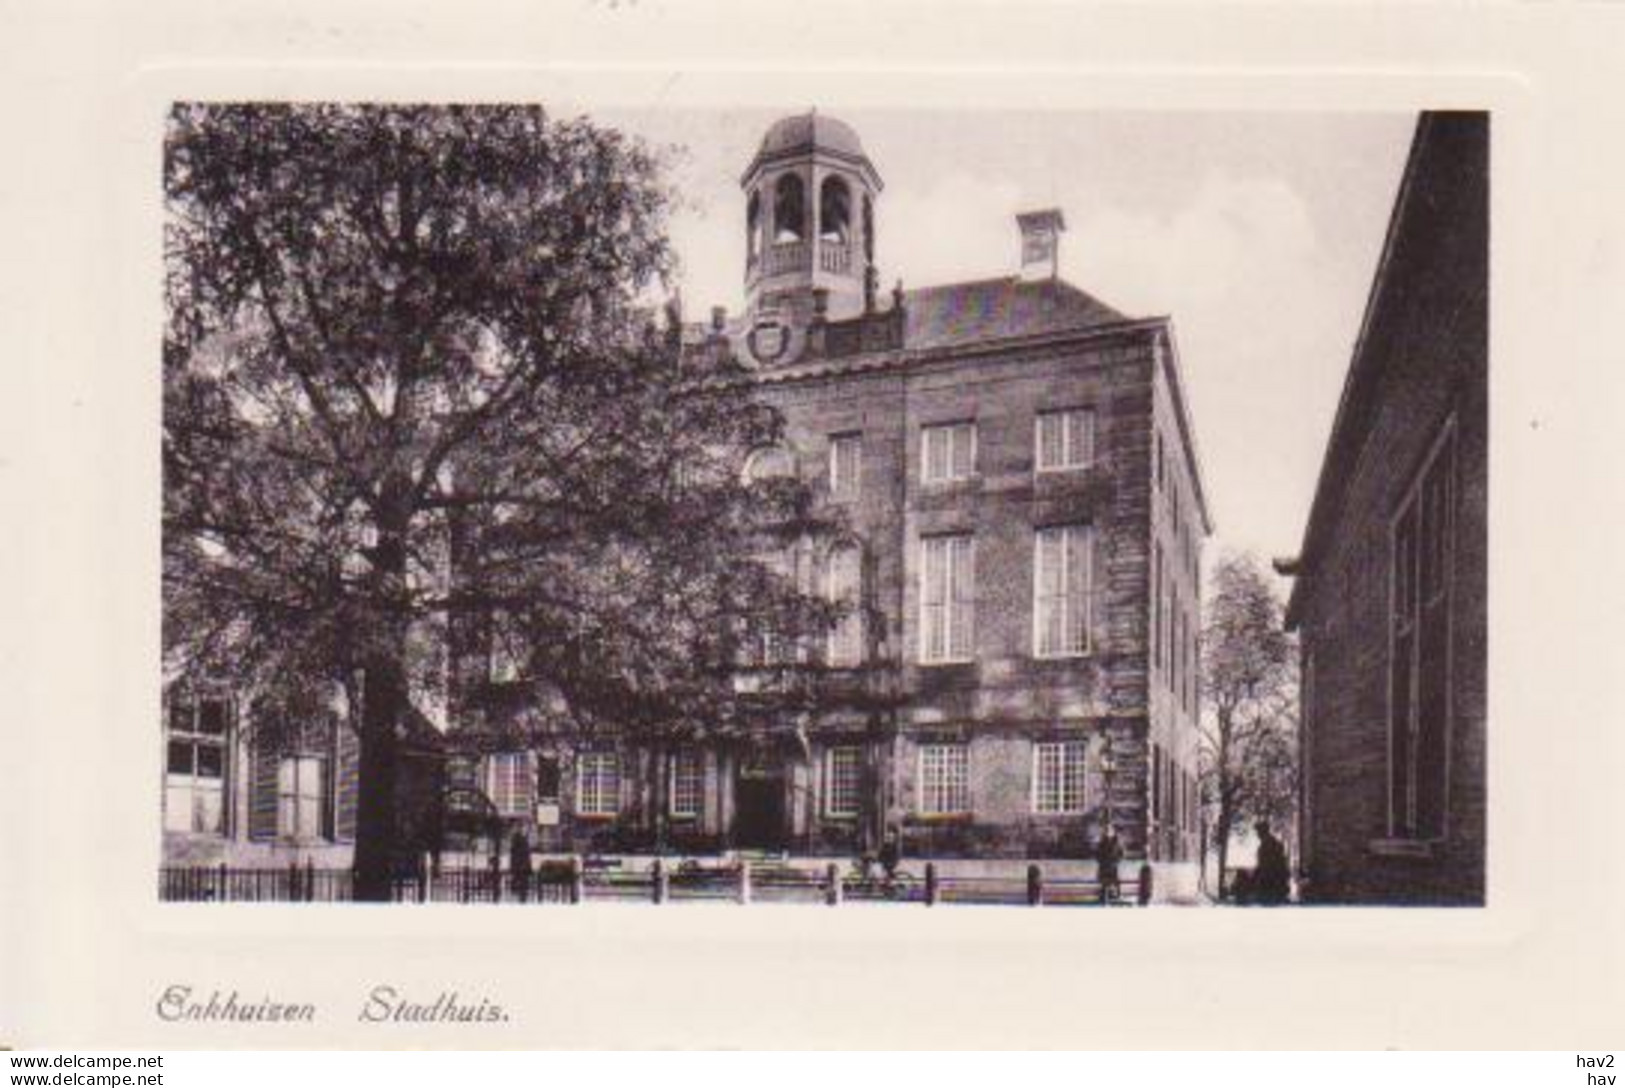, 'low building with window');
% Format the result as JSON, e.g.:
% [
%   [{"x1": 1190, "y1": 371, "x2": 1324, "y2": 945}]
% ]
[
  {"x1": 1277, "y1": 113, "x2": 1487, "y2": 904},
  {"x1": 160, "y1": 680, "x2": 445, "y2": 872},
  {"x1": 457, "y1": 112, "x2": 1212, "y2": 890}
]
